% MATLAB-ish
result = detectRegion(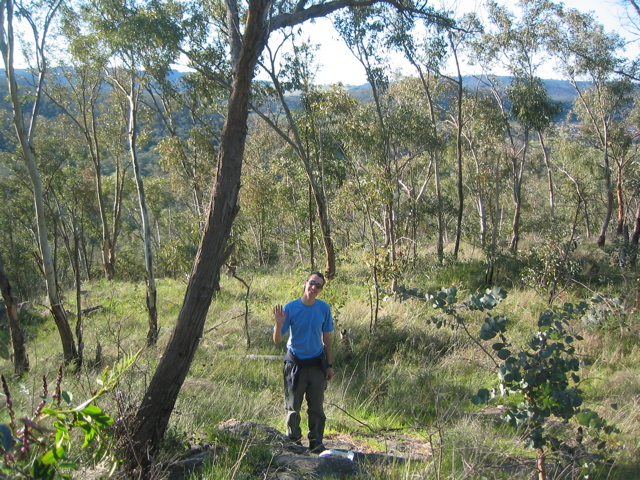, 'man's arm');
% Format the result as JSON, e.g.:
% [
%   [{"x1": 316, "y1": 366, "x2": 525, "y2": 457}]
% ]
[
  {"x1": 323, "y1": 331, "x2": 334, "y2": 381},
  {"x1": 273, "y1": 305, "x2": 285, "y2": 343}
]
